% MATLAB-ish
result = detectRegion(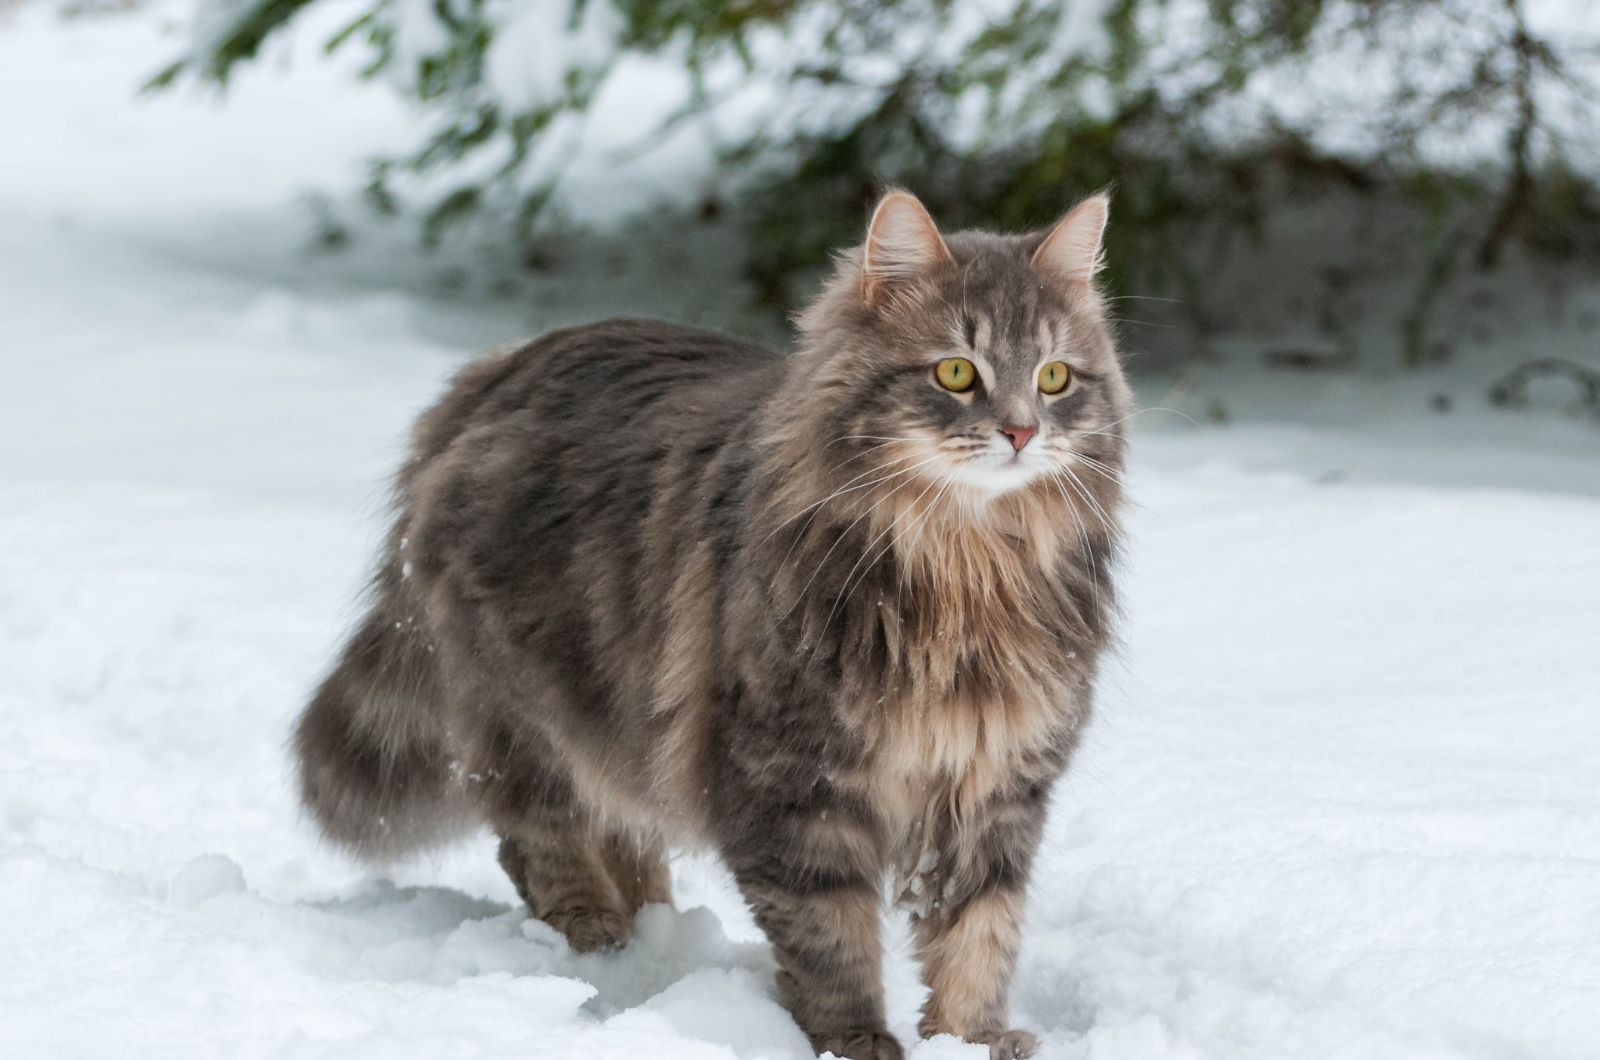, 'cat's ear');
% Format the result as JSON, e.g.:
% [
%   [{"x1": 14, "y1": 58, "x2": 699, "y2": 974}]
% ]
[
  {"x1": 1031, "y1": 192, "x2": 1110, "y2": 286},
  {"x1": 862, "y1": 190, "x2": 952, "y2": 307}
]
